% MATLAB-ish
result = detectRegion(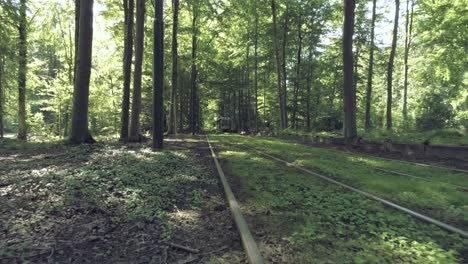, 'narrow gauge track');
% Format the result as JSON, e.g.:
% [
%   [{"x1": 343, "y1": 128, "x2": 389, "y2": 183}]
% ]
[
  {"x1": 354, "y1": 151, "x2": 468, "y2": 175},
  {"x1": 272, "y1": 135, "x2": 468, "y2": 174},
  {"x1": 205, "y1": 136, "x2": 264, "y2": 264},
  {"x1": 231, "y1": 142, "x2": 468, "y2": 238},
  {"x1": 374, "y1": 167, "x2": 468, "y2": 191}
]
